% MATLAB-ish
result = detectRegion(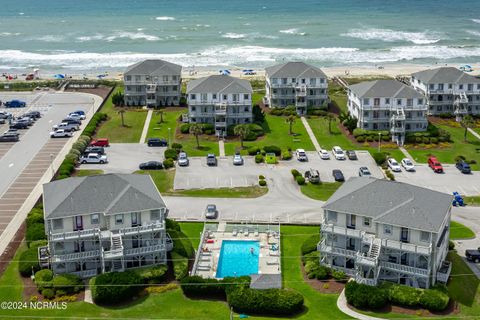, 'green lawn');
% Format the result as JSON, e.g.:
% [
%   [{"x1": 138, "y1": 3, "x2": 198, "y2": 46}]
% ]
[
  {"x1": 95, "y1": 86, "x2": 149, "y2": 143},
  {"x1": 463, "y1": 195, "x2": 480, "y2": 206},
  {"x1": 450, "y1": 221, "x2": 475, "y2": 240},
  {"x1": 406, "y1": 125, "x2": 480, "y2": 170},
  {"x1": 135, "y1": 169, "x2": 267, "y2": 198},
  {"x1": 225, "y1": 114, "x2": 315, "y2": 155},
  {"x1": 175, "y1": 134, "x2": 220, "y2": 156},
  {"x1": 300, "y1": 182, "x2": 343, "y2": 201},
  {"x1": 328, "y1": 81, "x2": 348, "y2": 113},
  {"x1": 73, "y1": 169, "x2": 104, "y2": 177},
  {"x1": 307, "y1": 117, "x2": 405, "y2": 161},
  {"x1": 146, "y1": 110, "x2": 183, "y2": 142}
]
